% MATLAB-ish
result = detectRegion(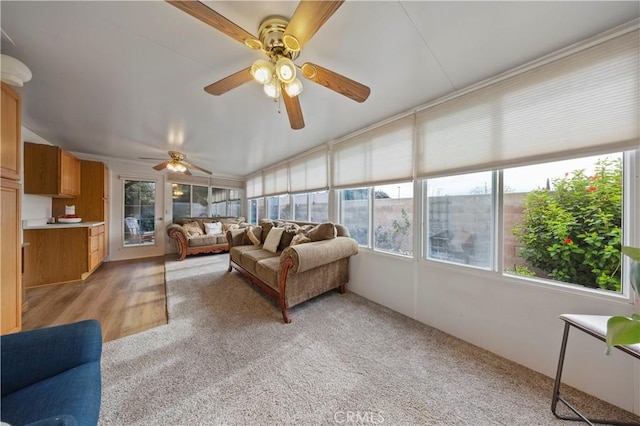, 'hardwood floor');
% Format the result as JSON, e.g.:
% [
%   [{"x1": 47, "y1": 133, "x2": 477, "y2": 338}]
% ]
[{"x1": 22, "y1": 257, "x2": 167, "y2": 342}]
